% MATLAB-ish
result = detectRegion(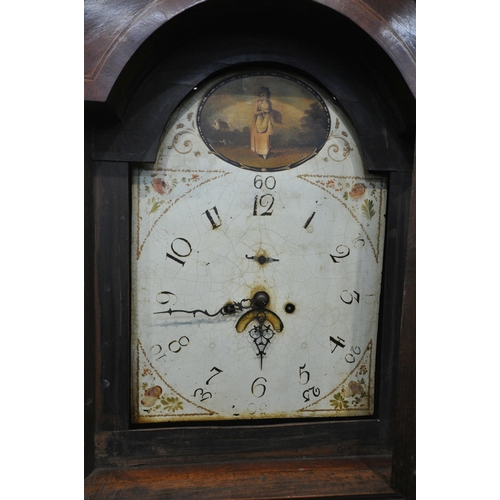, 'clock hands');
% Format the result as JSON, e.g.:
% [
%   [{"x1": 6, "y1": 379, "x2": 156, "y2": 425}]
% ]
[
  {"x1": 245, "y1": 254, "x2": 279, "y2": 264},
  {"x1": 155, "y1": 291, "x2": 284, "y2": 369},
  {"x1": 154, "y1": 297, "x2": 253, "y2": 318}
]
